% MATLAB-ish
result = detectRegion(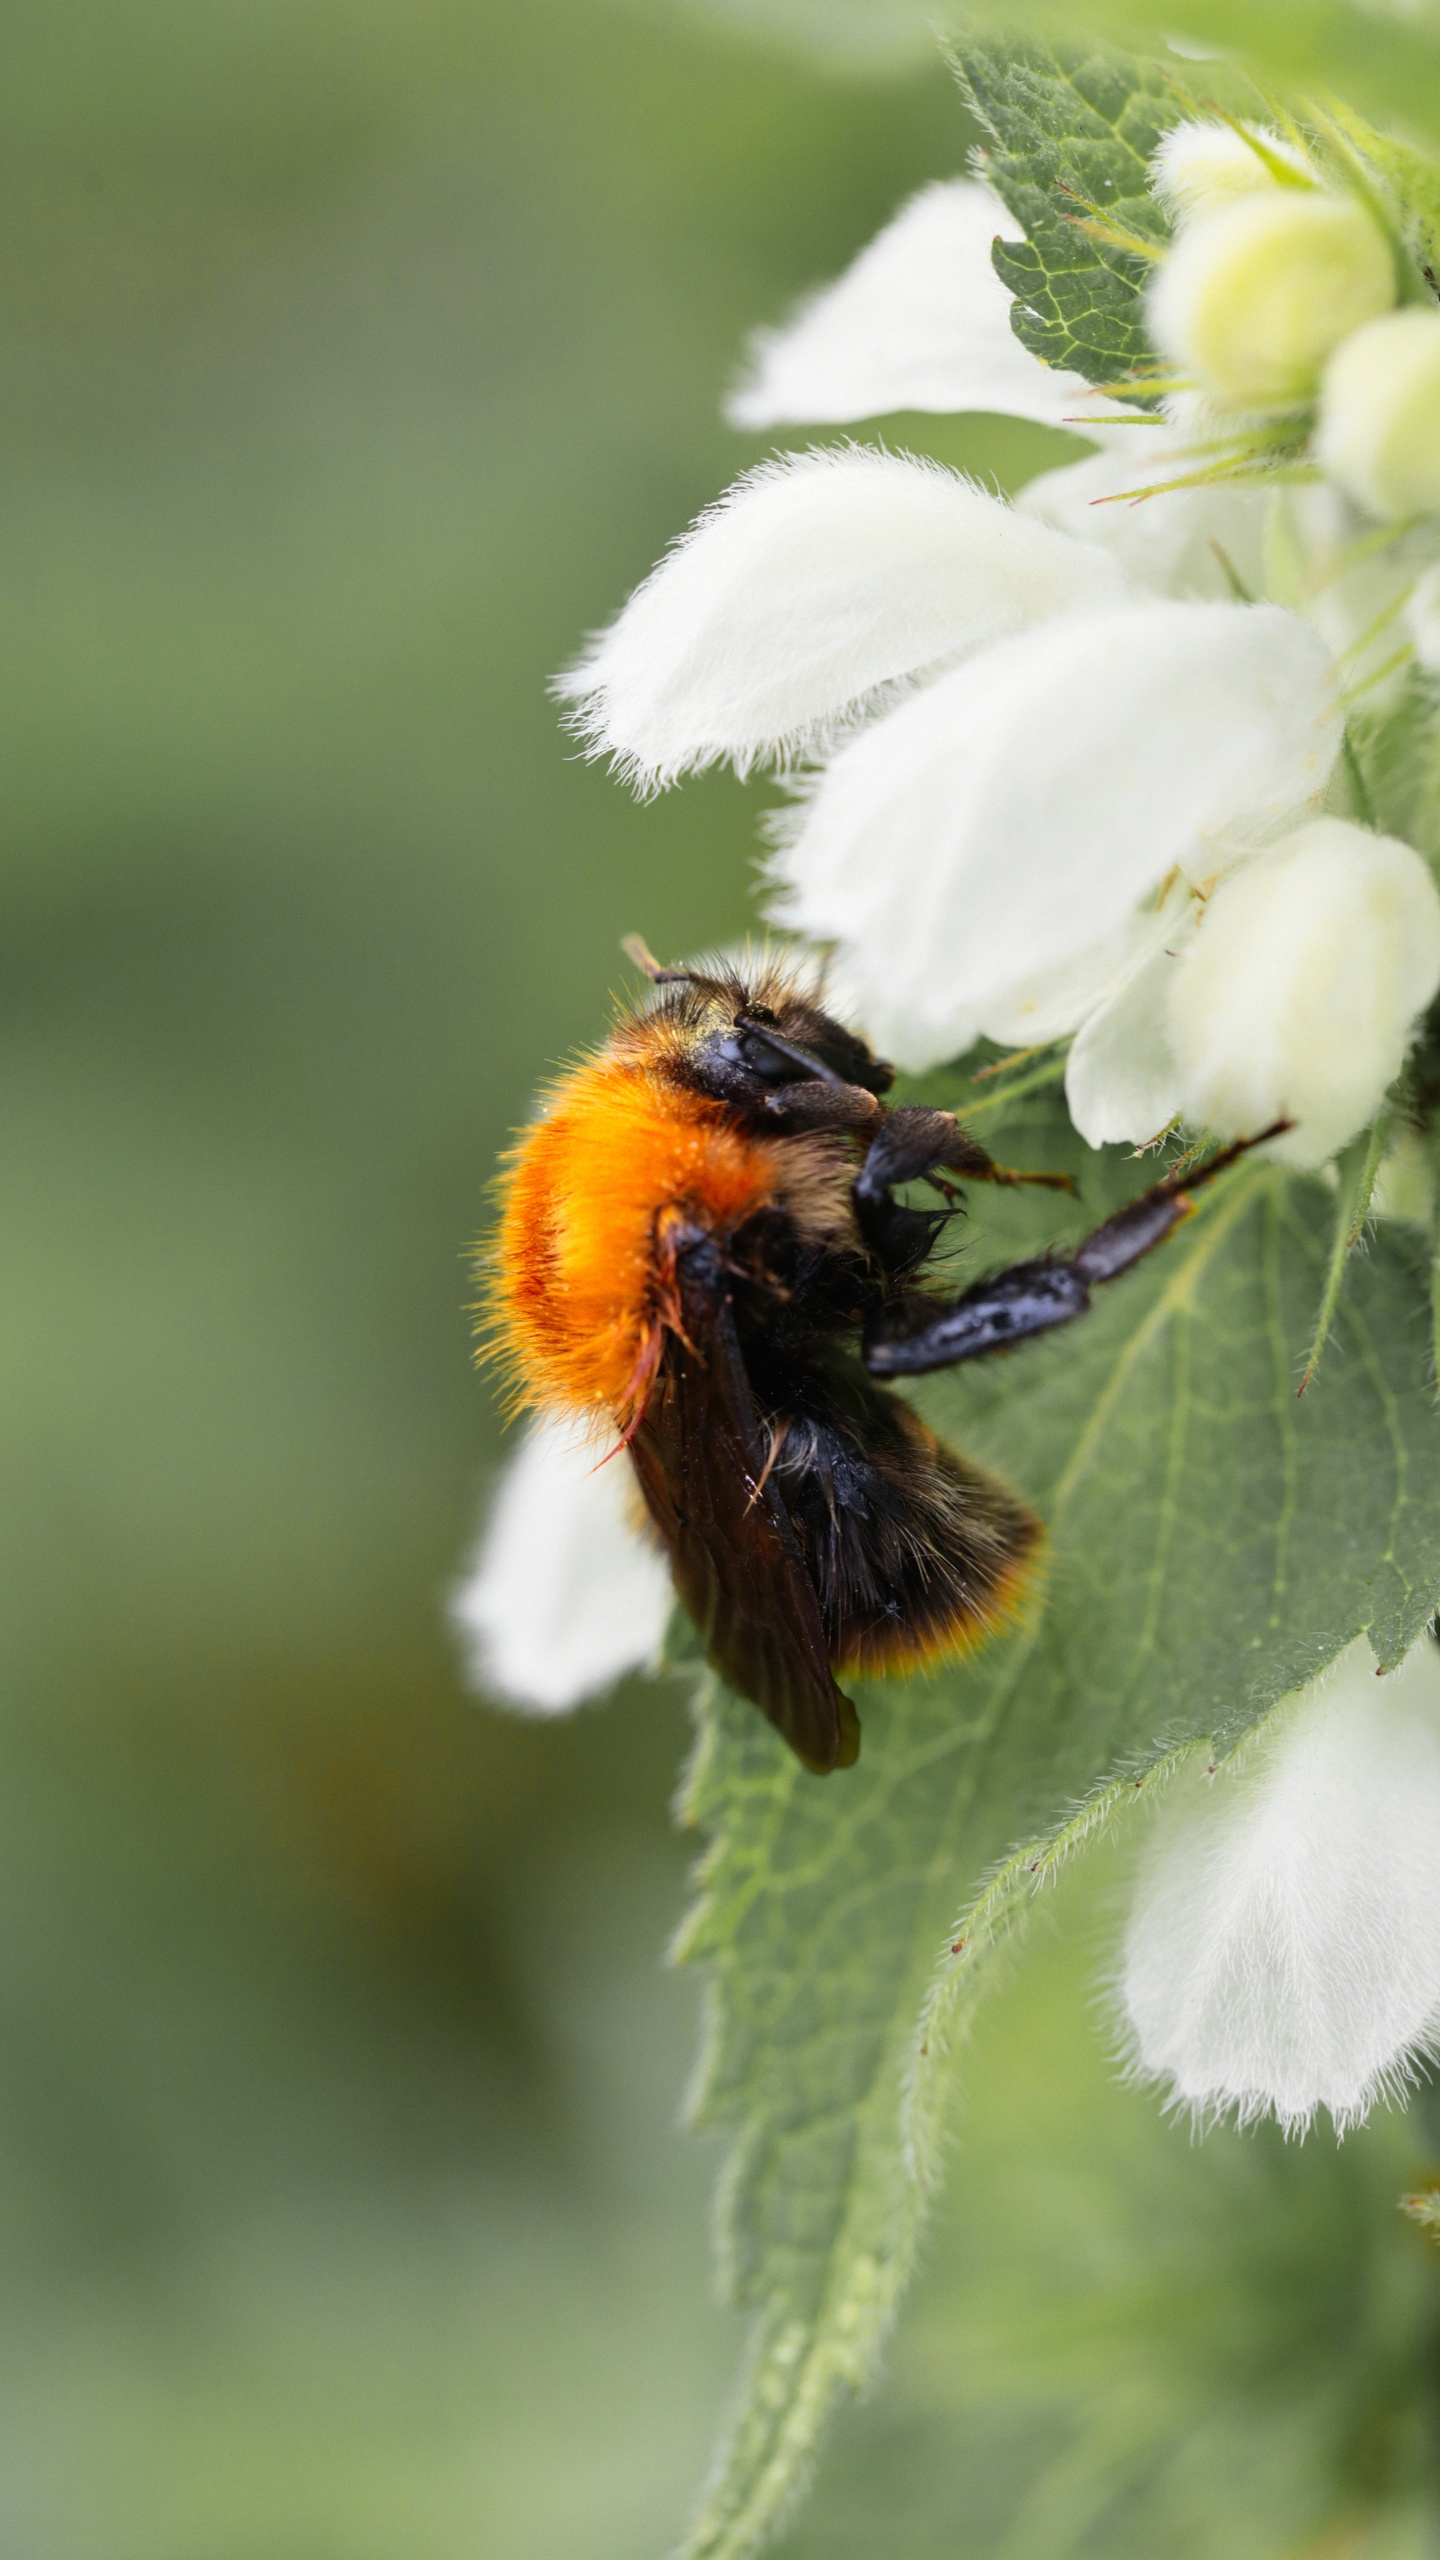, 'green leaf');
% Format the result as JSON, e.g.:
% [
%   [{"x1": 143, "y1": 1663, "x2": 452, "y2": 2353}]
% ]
[
  {"x1": 950, "y1": 32, "x2": 1178, "y2": 396},
  {"x1": 675, "y1": 1089, "x2": 1440, "y2": 2560},
  {"x1": 1327, "y1": 103, "x2": 1440, "y2": 296},
  {"x1": 1298, "y1": 1111, "x2": 1390, "y2": 1395},
  {"x1": 1346, "y1": 675, "x2": 1440, "y2": 860}
]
